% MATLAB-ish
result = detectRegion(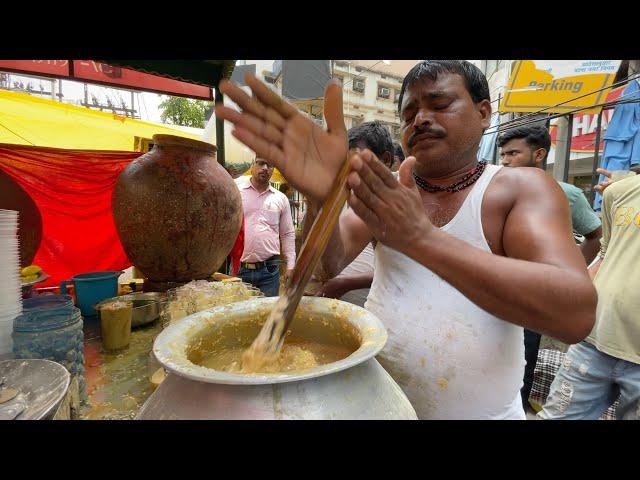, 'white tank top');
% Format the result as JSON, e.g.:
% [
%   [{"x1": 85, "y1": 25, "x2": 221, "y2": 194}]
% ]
[{"x1": 365, "y1": 164, "x2": 525, "y2": 419}]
